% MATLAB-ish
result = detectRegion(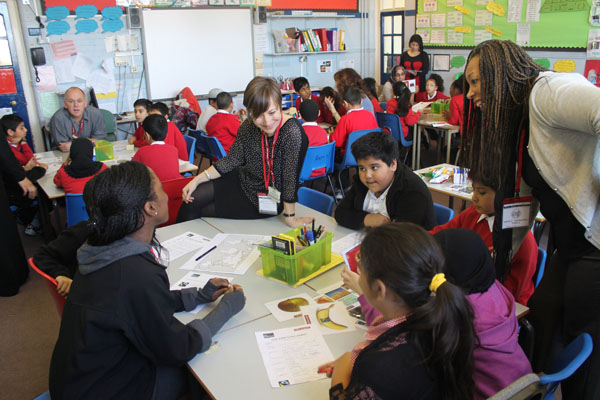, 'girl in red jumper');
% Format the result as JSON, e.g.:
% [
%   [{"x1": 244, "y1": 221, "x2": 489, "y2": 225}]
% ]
[
  {"x1": 414, "y1": 74, "x2": 449, "y2": 103},
  {"x1": 386, "y1": 82, "x2": 427, "y2": 139},
  {"x1": 363, "y1": 78, "x2": 384, "y2": 113},
  {"x1": 54, "y1": 138, "x2": 108, "y2": 194}
]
